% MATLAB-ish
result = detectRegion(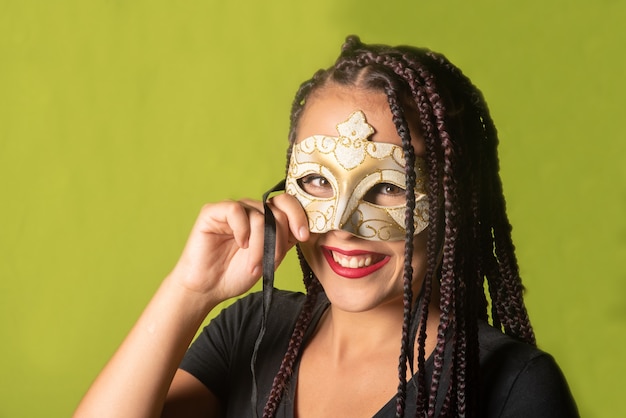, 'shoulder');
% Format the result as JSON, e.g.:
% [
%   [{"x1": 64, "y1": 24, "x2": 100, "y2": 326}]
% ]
[
  {"x1": 179, "y1": 289, "x2": 310, "y2": 404},
  {"x1": 227, "y1": 288, "x2": 309, "y2": 321},
  {"x1": 477, "y1": 322, "x2": 579, "y2": 418},
  {"x1": 221, "y1": 288, "x2": 307, "y2": 315},
  {"x1": 208, "y1": 289, "x2": 309, "y2": 338}
]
